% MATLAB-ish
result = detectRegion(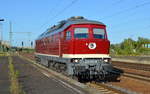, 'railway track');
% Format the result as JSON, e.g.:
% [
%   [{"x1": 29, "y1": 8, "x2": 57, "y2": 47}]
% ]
[
  {"x1": 87, "y1": 82, "x2": 124, "y2": 94},
  {"x1": 88, "y1": 71, "x2": 150, "y2": 94},
  {"x1": 88, "y1": 82, "x2": 140, "y2": 94},
  {"x1": 123, "y1": 72, "x2": 150, "y2": 82},
  {"x1": 112, "y1": 61, "x2": 150, "y2": 72},
  {"x1": 112, "y1": 61, "x2": 150, "y2": 82},
  {"x1": 19, "y1": 54, "x2": 133, "y2": 94}
]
